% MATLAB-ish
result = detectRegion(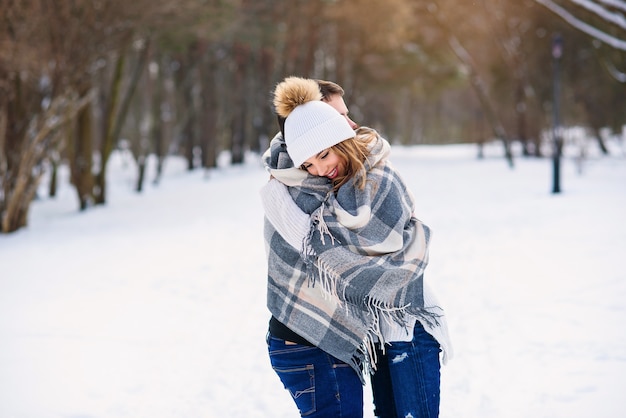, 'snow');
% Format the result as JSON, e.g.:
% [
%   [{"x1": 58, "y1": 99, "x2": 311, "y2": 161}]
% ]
[{"x1": 1, "y1": 140, "x2": 625, "y2": 417}]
